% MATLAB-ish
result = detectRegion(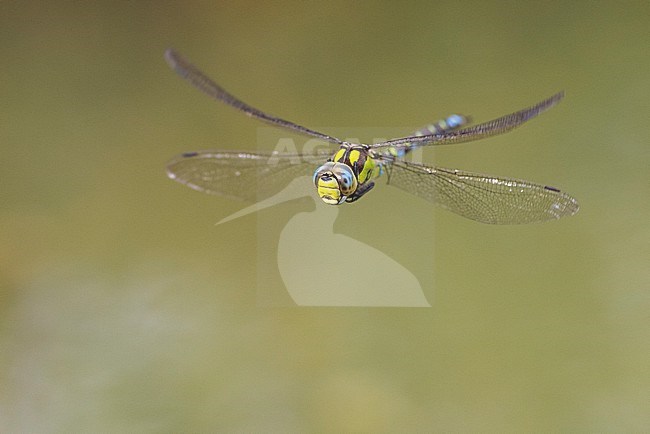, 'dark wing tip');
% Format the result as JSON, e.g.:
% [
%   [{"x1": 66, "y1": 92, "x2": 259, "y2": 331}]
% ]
[
  {"x1": 546, "y1": 90, "x2": 565, "y2": 108},
  {"x1": 164, "y1": 48, "x2": 187, "y2": 74},
  {"x1": 527, "y1": 90, "x2": 565, "y2": 118},
  {"x1": 164, "y1": 48, "x2": 179, "y2": 65},
  {"x1": 565, "y1": 194, "x2": 580, "y2": 216}
]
